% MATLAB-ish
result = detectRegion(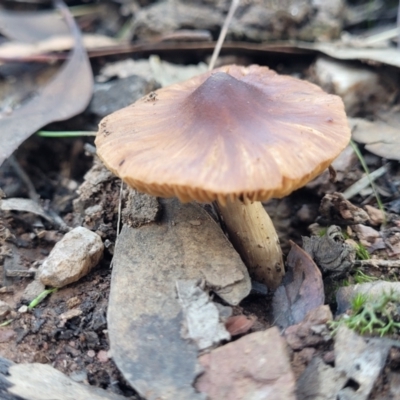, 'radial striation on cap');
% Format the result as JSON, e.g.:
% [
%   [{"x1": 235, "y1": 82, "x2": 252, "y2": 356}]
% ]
[{"x1": 95, "y1": 64, "x2": 351, "y2": 203}]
